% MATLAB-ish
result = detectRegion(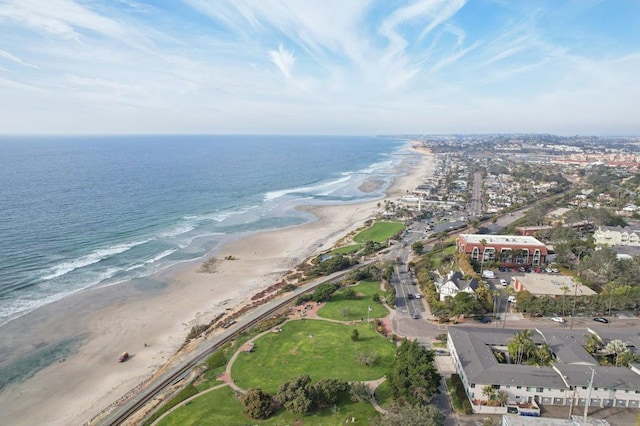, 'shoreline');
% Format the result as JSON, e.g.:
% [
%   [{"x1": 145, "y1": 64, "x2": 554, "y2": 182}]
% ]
[{"x1": 0, "y1": 144, "x2": 434, "y2": 426}]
